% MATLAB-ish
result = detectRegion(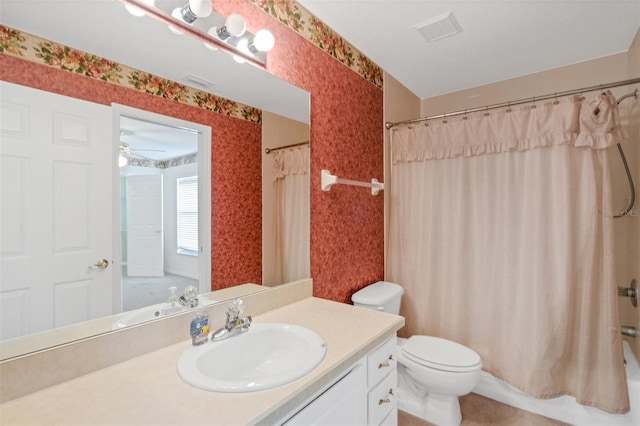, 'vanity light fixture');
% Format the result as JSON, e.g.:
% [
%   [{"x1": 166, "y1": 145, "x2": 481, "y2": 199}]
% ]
[
  {"x1": 208, "y1": 13, "x2": 246, "y2": 53},
  {"x1": 231, "y1": 29, "x2": 274, "y2": 63},
  {"x1": 120, "y1": 0, "x2": 275, "y2": 67},
  {"x1": 233, "y1": 54, "x2": 246, "y2": 64},
  {"x1": 204, "y1": 27, "x2": 219, "y2": 50},
  {"x1": 168, "y1": 0, "x2": 213, "y2": 35},
  {"x1": 233, "y1": 38, "x2": 250, "y2": 63},
  {"x1": 172, "y1": 0, "x2": 212, "y2": 24},
  {"x1": 249, "y1": 29, "x2": 275, "y2": 53},
  {"x1": 119, "y1": 154, "x2": 128, "y2": 168},
  {"x1": 214, "y1": 13, "x2": 246, "y2": 40}
]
